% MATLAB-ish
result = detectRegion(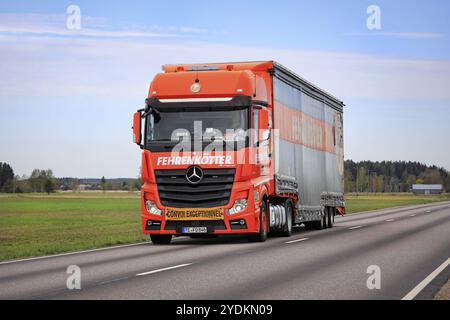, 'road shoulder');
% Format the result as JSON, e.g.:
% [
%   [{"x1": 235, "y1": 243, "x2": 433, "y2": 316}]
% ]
[{"x1": 434, "y1": 277, "x2": 450, "y2": 300}]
